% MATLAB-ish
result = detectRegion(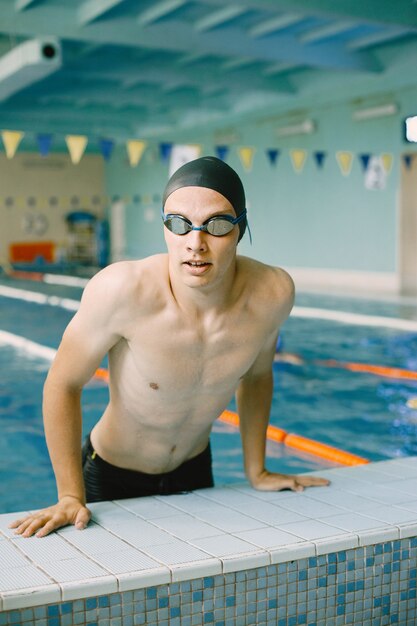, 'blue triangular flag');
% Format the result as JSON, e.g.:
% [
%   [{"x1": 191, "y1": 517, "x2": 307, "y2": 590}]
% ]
[
  {"x1": 403, "y1": 154, "x2": 414, "y2": 170},
  {"x1": 359, "y1": 154, "x2": 371, "y2": 172},
  {"x1": 314, "y1": 151, "x2": 327, "y2": 169},
  {"x1": 215, "y1": 145, "x2": 229, "y2": 161},
  {"x1": 159, "y1": 143, "x2": 173, "y2": 163},
  {"x1": 37, "y1": 133, "x2": 53, "y2": 157},
  {"x1": 266, "y1": 149, "x2": 280, "y2": 166},
  {"x1": 99, "y1": 138, "x2": 115, "y2": 161}
]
